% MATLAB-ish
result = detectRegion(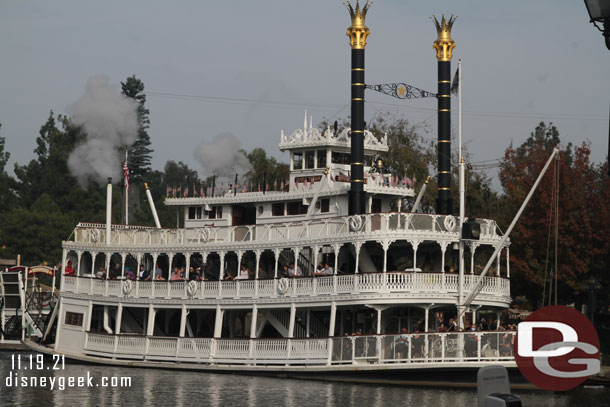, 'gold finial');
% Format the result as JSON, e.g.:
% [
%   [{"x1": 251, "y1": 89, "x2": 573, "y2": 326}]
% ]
[
  {"x1": 144, "y1": 182, "x2": 149, "y2": 190},
  {"x1": 324, "y1": 166, "x2": 330, "y2": 175},
  {"x1": 345, "y1": 1, "x2": 372, "y2": 49},
  {"x1": 425, "y1": 175, "x2": 431, "y2": 184},
  {"x1": 431, "y1": 14, "x2": 457, "y2": 61}
]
